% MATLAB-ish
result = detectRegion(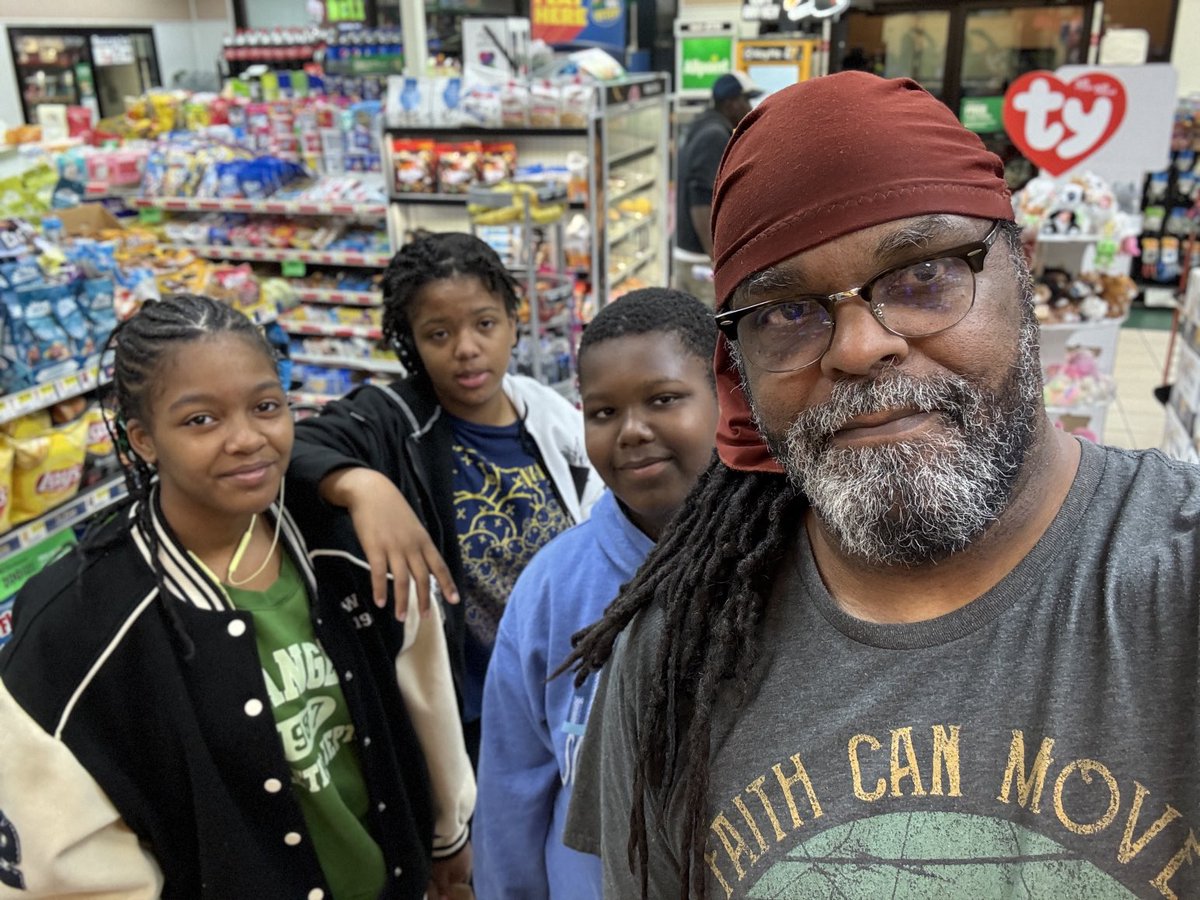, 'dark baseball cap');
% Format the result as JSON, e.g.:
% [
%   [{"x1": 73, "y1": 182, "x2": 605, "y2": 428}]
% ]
[{"x1": 712, "y1": 71, "x2": 763, "y2": 102}]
